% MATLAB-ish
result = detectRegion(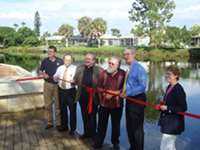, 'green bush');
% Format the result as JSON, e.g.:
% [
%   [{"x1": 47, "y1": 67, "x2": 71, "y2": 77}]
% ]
[{"x1": 23, "y1": 36, "x2": 40, "y2": 46}]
